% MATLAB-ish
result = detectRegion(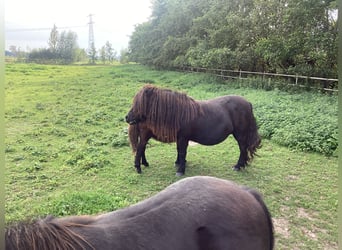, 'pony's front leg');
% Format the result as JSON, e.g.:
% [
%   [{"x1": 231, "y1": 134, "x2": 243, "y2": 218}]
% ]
[
  {"x1": 135, "y1": 141, "x2": 149, "y2": 174},
  {"x1": 134, "y1": 149, "x2": 142, "y2": 174},
  {"x1": 132, "y1": 128, "x2": 153, "y2": 174},
  {"x1": 175, "y1": 138, "x2": 189, "y2": 176}
]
